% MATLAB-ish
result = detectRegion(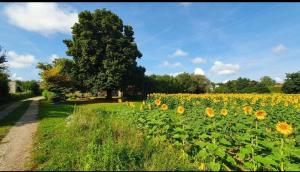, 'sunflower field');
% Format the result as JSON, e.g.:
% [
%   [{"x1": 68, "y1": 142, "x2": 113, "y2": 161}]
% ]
[{"x1": 130, "y1": 93, "x2": 300, "y2": 171}]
